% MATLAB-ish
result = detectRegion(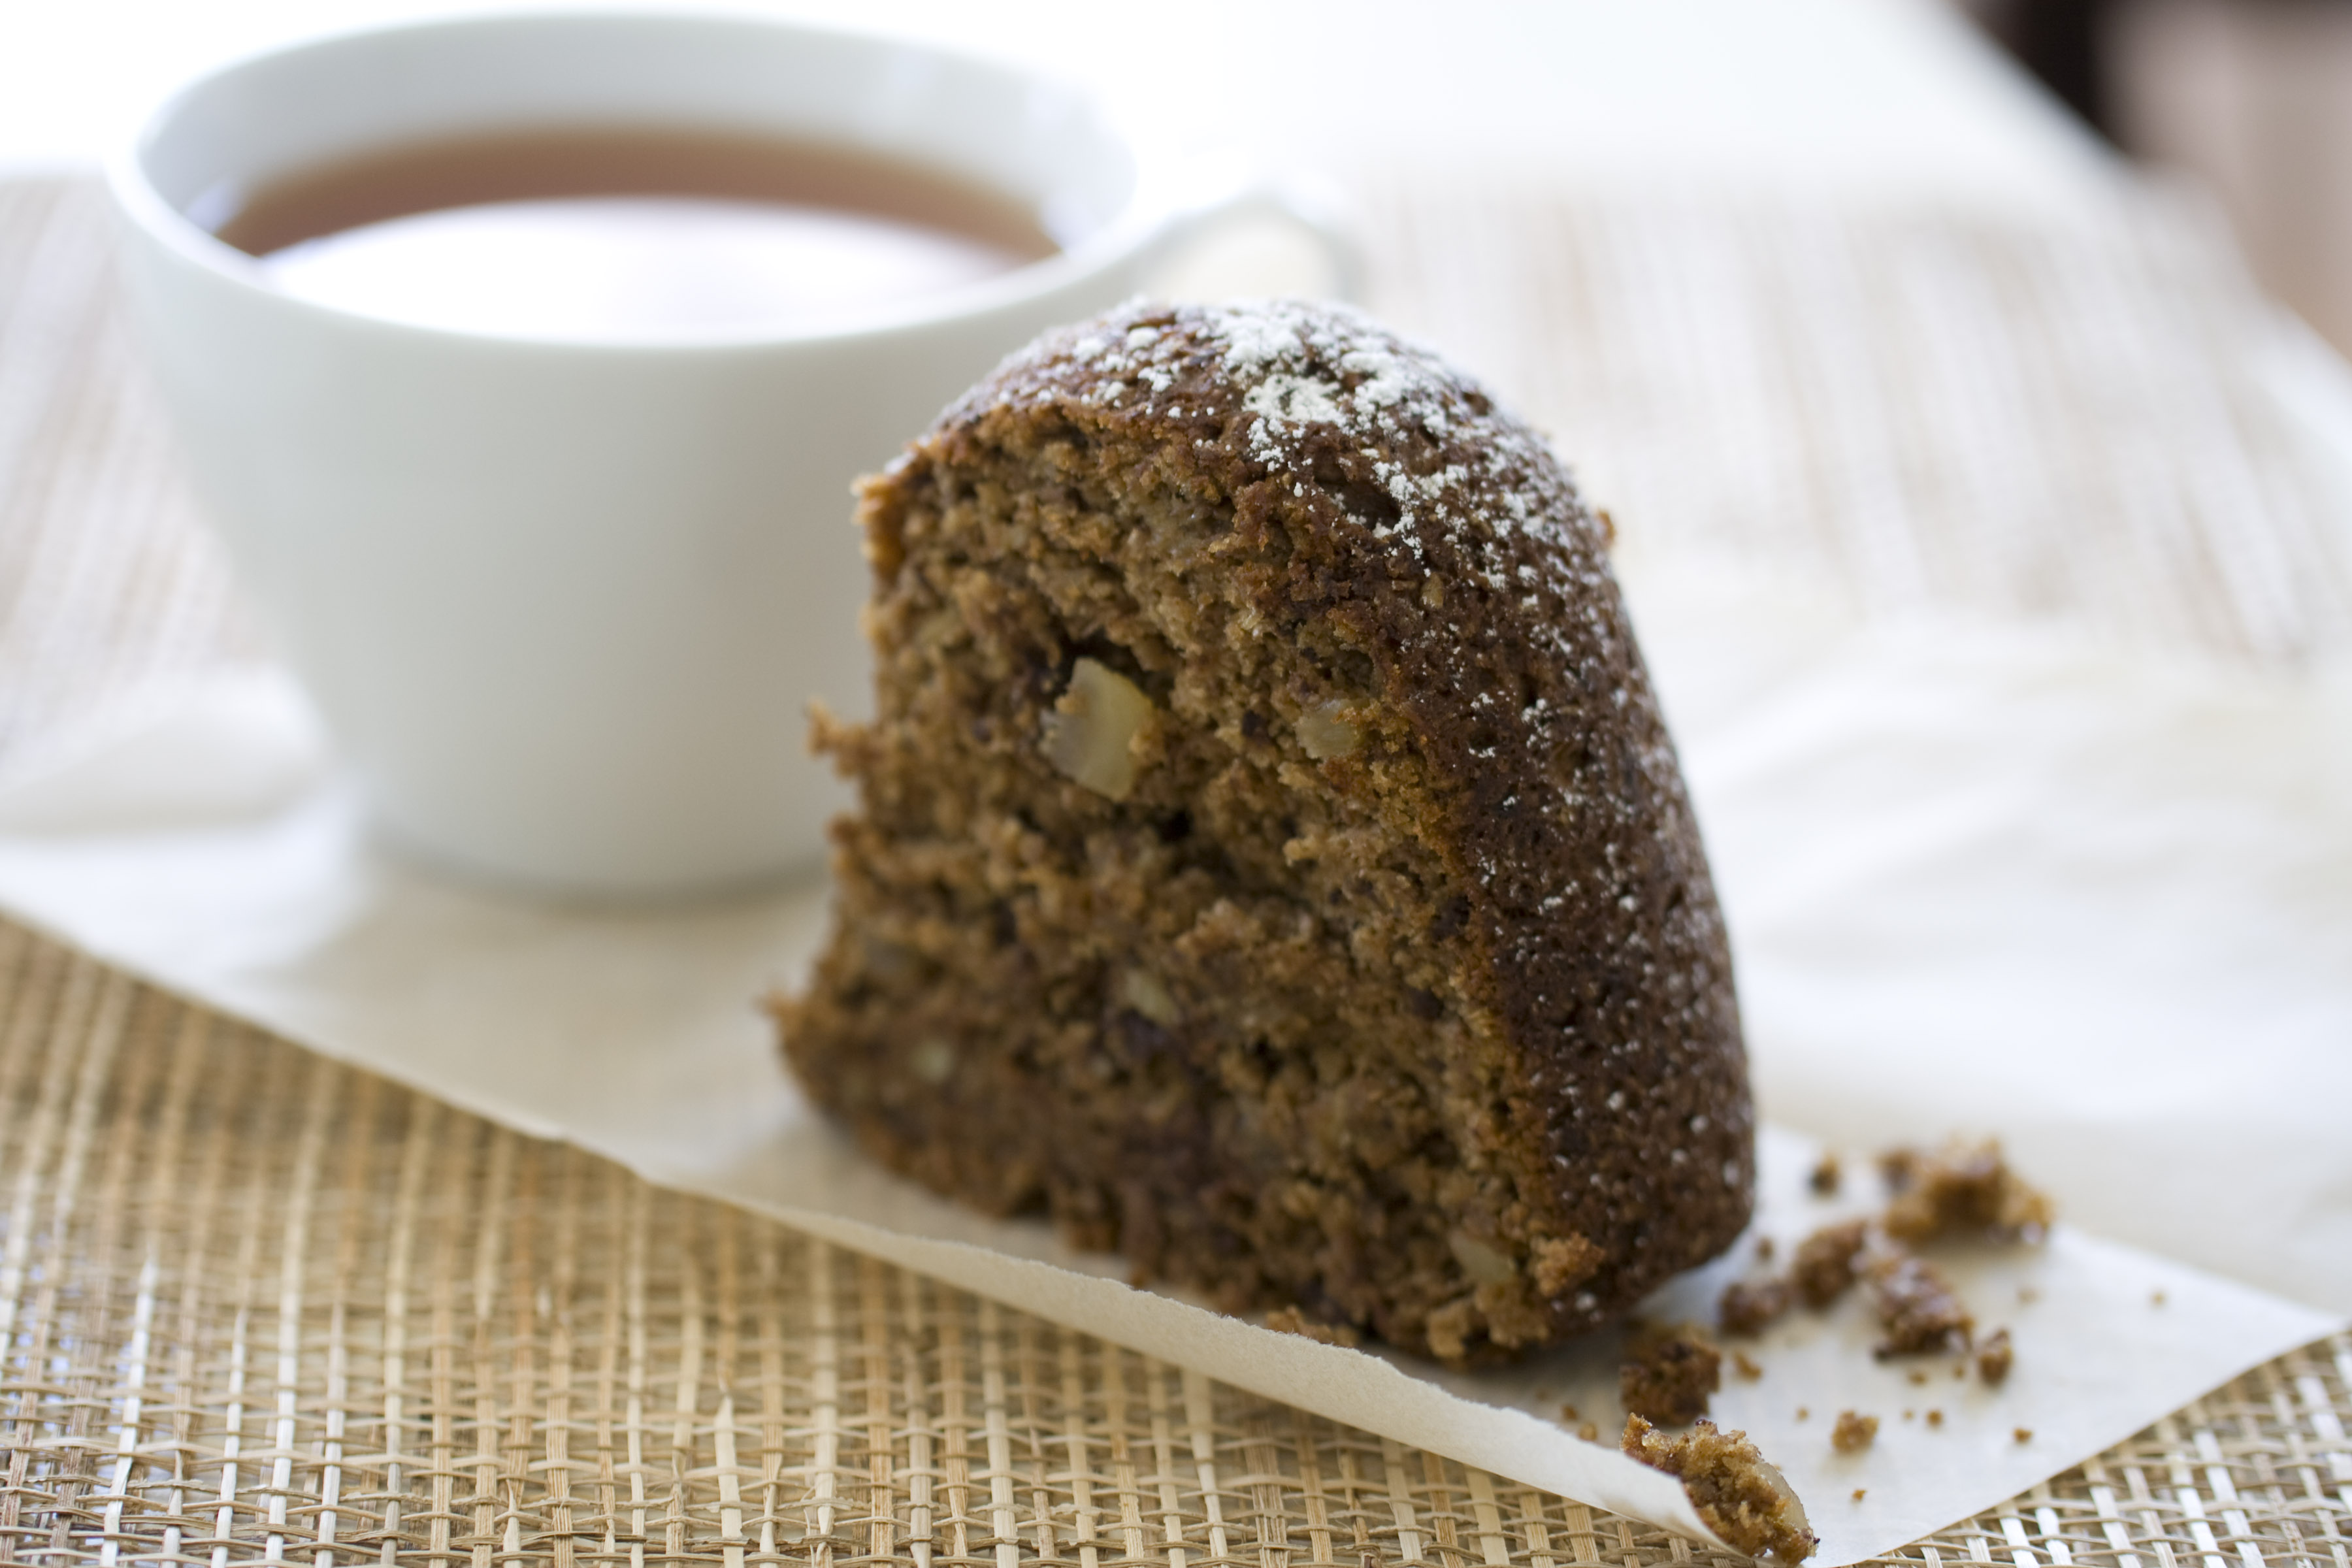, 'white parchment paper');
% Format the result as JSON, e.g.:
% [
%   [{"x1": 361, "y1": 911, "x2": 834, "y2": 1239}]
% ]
[{"x1": 0, "y1": 565, "x2": 2337, "y2": 1565}]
